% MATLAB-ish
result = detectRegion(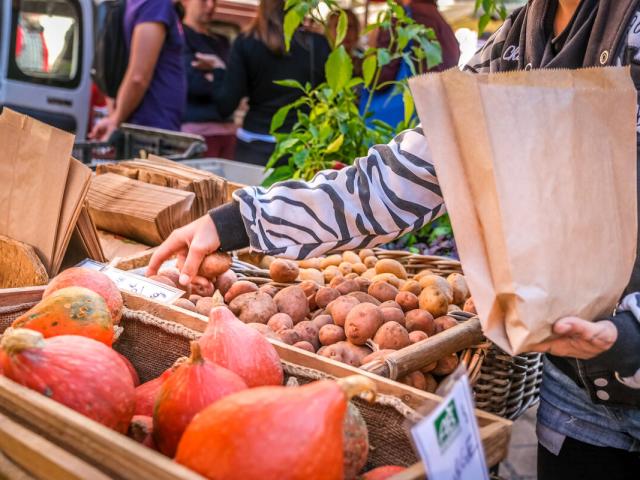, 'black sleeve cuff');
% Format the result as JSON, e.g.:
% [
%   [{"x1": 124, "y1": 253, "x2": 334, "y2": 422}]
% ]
[{"x1": 209, "y1": 201, "x2": 250, "y2": 252}]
